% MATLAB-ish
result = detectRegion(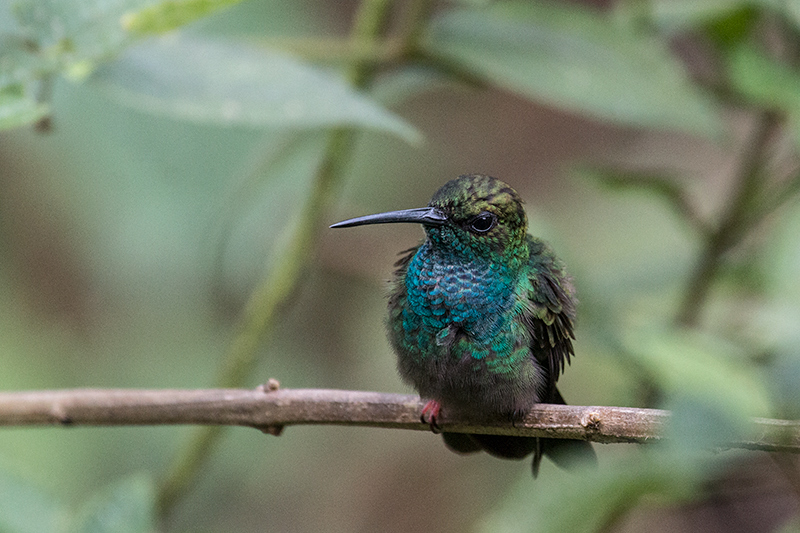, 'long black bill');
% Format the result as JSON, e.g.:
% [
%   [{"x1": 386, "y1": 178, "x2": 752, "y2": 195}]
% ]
[{"x1": 330, "y1": 207, "x2": 447, "y2": 229}]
